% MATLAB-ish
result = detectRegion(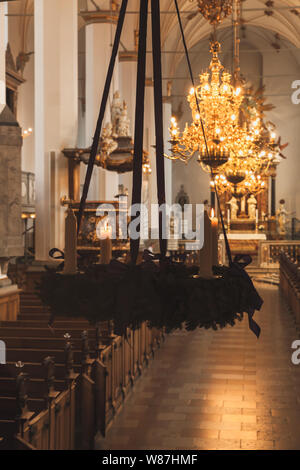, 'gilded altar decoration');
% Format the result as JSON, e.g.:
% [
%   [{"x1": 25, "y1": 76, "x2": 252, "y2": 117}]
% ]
[
  {"x1": 95, "y1": 91, "x2": 151, "y2": 173},
  {"x1": 63, "y1": 90, "x2": 150, "y2": 174}
]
